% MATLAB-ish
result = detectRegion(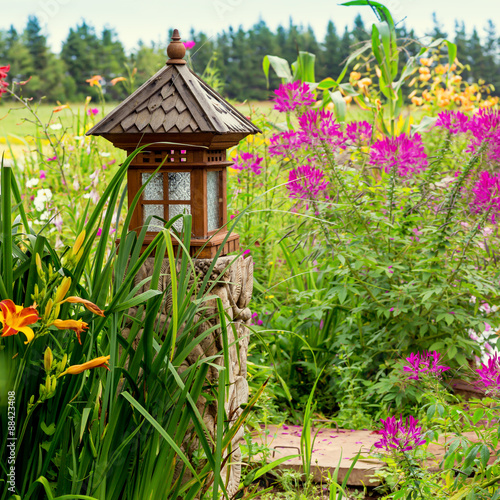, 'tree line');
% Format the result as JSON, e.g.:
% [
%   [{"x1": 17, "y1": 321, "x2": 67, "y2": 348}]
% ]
[{"x1": 1, "y1": 14, "x2": 499, "y2": 103}]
